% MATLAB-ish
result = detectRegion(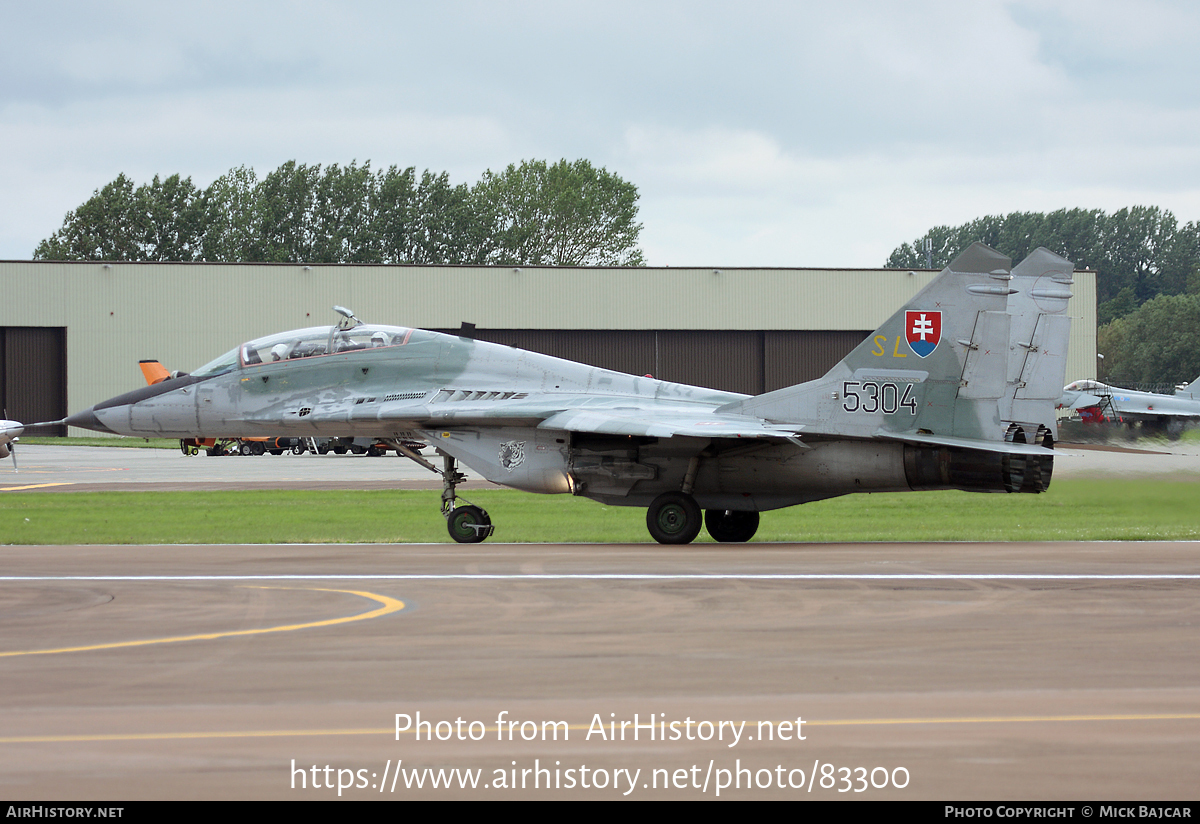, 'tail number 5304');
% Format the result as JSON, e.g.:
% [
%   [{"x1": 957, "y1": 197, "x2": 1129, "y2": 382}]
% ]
[{"x1": 842, "y1": 381, "x2": 918, "y2": 415}]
